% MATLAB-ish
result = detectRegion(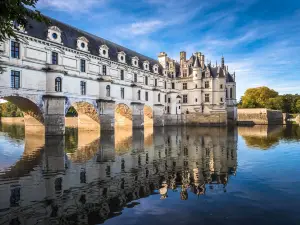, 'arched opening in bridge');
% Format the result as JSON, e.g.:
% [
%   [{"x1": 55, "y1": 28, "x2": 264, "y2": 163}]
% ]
[
  {"x1": 0, "y1": 96, "x2": 44, "y2": 134},
  {"x1": 65, "y1": 102, "x2": 100, "y2": 132},
  {"x1": 115, "y1": 103, "x2": 133, "y2": 154},
  {"x1": 144, "y1": 105, "x2": 153, "y2": 147},
  {"x1": 144, "y1": 105, "x2": 153, "y2": 127},
  {"x1": 115, "y1": 103, "x2": 132, "y2": 129}
]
